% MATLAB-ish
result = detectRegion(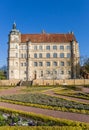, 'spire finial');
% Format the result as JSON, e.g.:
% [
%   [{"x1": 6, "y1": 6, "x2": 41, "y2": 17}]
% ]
[
  {"x1": 13, "y1": 22, "x2": 16, "y2": 29},
  {"x1": 42, "y1": 29, "x2": 46, "y2": 34}
]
